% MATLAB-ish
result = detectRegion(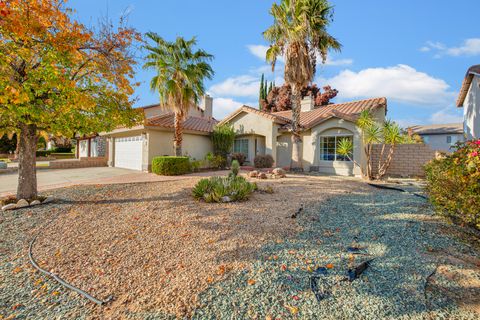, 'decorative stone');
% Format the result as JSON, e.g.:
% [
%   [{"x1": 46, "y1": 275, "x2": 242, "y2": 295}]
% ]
[
  {"x1": 16, "y1": 199, "x2": 29, "y2": 208},
  {"x1": 42, "y1": 197, "x2": 54, "y2": 204},
  {"x1": 30, "y1": 200, "x2": 41, "y2": 206},
  {"x1": 248, "y1": 170, "x2": 259, "y2": 178},
  {"x1": 221, "y1": 196, "x2": 232, "y2": 203},
  {"x1": 272, "y1": 168, "x2": 286, "y2": 178},
  {"x1": 2, "y1": 203, "x2": 16, "y2": 211},
  {"x1": 257, "y1": 172, "x2": 268, "y2": 179}
]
